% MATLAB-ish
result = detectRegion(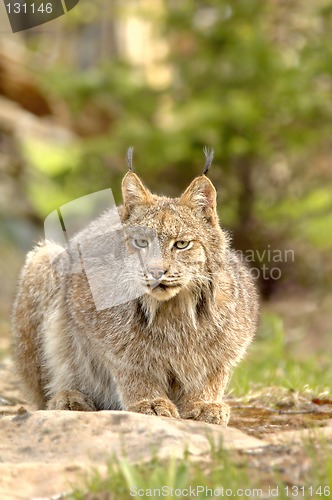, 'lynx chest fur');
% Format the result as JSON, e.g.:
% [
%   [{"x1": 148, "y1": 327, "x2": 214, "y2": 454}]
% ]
[{"x1": 12, "y1": 168, "x2": 259, "y2": 425}]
